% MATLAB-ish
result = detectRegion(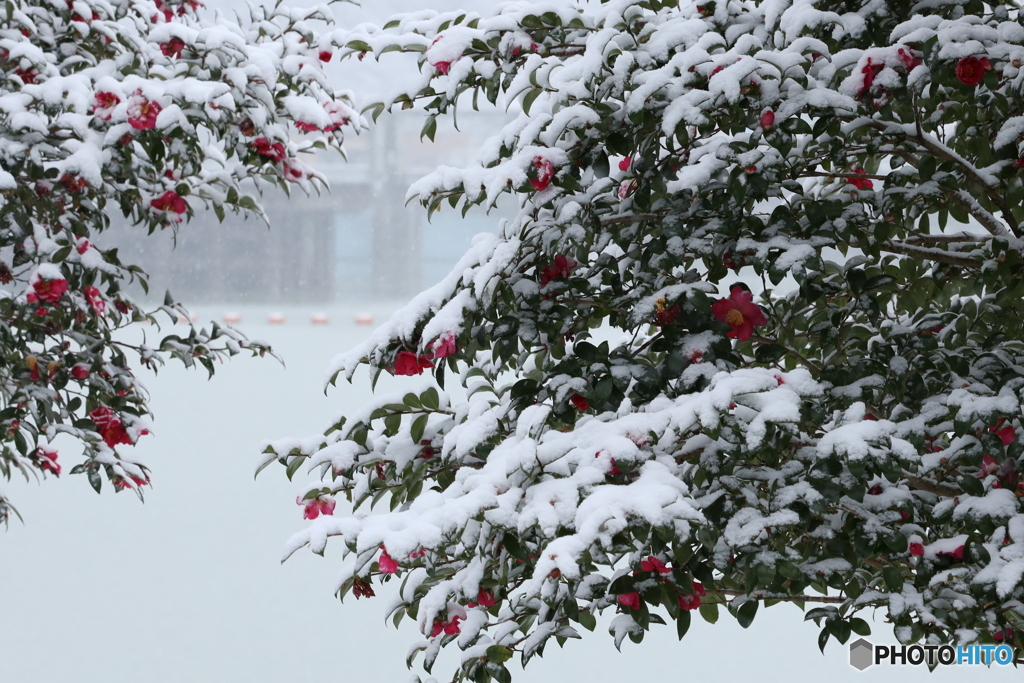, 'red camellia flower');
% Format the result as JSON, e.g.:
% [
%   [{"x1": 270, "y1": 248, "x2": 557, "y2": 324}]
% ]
[
  {"x1": 36, "y1": 447, "x2": 60, "y2": 475},
  {"x1": 909, "y1": 542, "x2": 924, "y2": 557},
  {"x1": 570, "y1": 394, "x2": 590, "y2": 411},
  {"x1": 84, "y1": 286, "x2": 106, "y2": 316},
  {"x1": 857, "y1": 58, "x2": 883, "y2": 97},
  {"x1": 640, "y1": 556, "x2": 671, "y2": 574},
  {"x1": 760, "y1": 109, "x2": 775, "y2": 128},
  {"x1": 427, "y1": 35, "x2": 461, "y2": 75},
  {"x1": 70, "y1": 364, "x2": 90, "y2": 380},
  {"x1": 115, "y1": 475, "x2": 150, "y2": 490},
  {"x1": 956, "y1": 56, "x2": 990, "y2": 86},
  {"x1": 252, "y1": 137, "x2": 286, "y2": 163},
  {"x1": 677, "y1": 582, "x2": 705, "y2": 611},
  {"x1": 393, "y1": 350, "x2": 433, "y2": 376},
  {"x1": 530, "y1": 156, "x2": 555, "y2": 191},
  {"x1": 711, "y1": 284, "x2": 767, "y2": 341},
  {"x1": 296, "y1": 495, "x2": 336, "y2": 520},
  {"x1": 847, "y1": 168, "x2": 874, "y2": 190},
  {"x1": 430, "y1": 616, "x2": 463, "y2": 637},
  {"x1": 160, "y1": 37, "x2": 185, "y2": 58},
  {"x1": 990, "y1": 418, "x2": 1016, "y2": 446},
  {"x1": 616, "y1": 592, "x2": 641, "y2": 610},
  {"x1": 283, "y1": 161, "x2": 304, "y2": 183},
  {"x1": 539, "y1": 254, "x2": 578, "y2": 287},
  {"x1": 294, "y1": 121, "x2": 319, "y2": 132},
  {"x1": 618, "y1": 156, "x2": 632, "y2": 171},
  {"x1": 59, "y1": 174, "x2": 87, "y2": 193},
  {"x1": 88, "y1": 406, "x2": 133, "y2": 448},
  {"x1": 92, "y1": 91, "x2": 121, "y2": 121},
  {"x1": 322, "y1": 101, "x2": 350, "y2": 131},
  {"x1": 378, "y1": 548, "x2": 399, "y2": 574},
  {"x1": 897, "y1": 48, "x2": 922, "y2": 71},
  {"x1": 27, "y1": 275, "x2": 68, "y2": 305},
  {"x1": 126, "y1": 94, "x2": 162, "y2": 130},
  {"x1": 474, "y1": 589, "x2": 496, "y2": 608},
  {"x1": 318, "y1": 50, "x2": 332, "y2": 62},
  {"x1": 655, "y1": 300, "x2": 681, "y2": 326},
  {"x1": 937, "y1": 545, "x2": 965, "y2": 562},
  {"x1": 150, "y1": 190, "x2": 187, "y2": 219}
]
